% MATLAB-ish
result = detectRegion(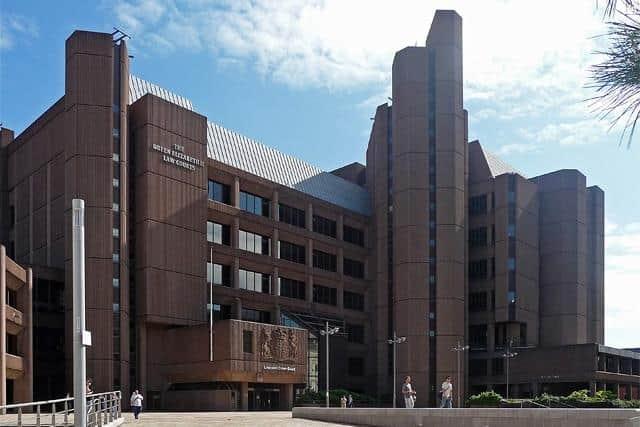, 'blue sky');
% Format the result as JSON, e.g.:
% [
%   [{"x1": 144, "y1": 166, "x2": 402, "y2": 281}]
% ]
[{"x1": 1, "y1": 0, "x2": 638, "y2": 348}]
